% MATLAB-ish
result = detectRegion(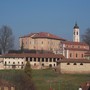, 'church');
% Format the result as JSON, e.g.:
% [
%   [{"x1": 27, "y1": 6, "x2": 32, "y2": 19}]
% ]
[
  {"x1": 62, "y1": 23, "x2": 89, "y2": 59},
  {"x1": 19, "y1": 23, "x2": 89, "y2": 59}
]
